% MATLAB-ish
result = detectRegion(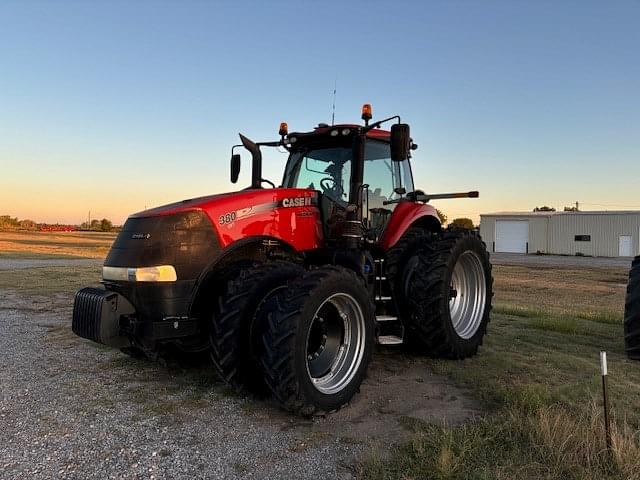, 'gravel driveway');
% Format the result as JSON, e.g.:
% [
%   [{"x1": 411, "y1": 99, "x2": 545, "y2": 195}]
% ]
[{"x1": 0, "y1": 262, "x2": 480, "y2": 479}]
